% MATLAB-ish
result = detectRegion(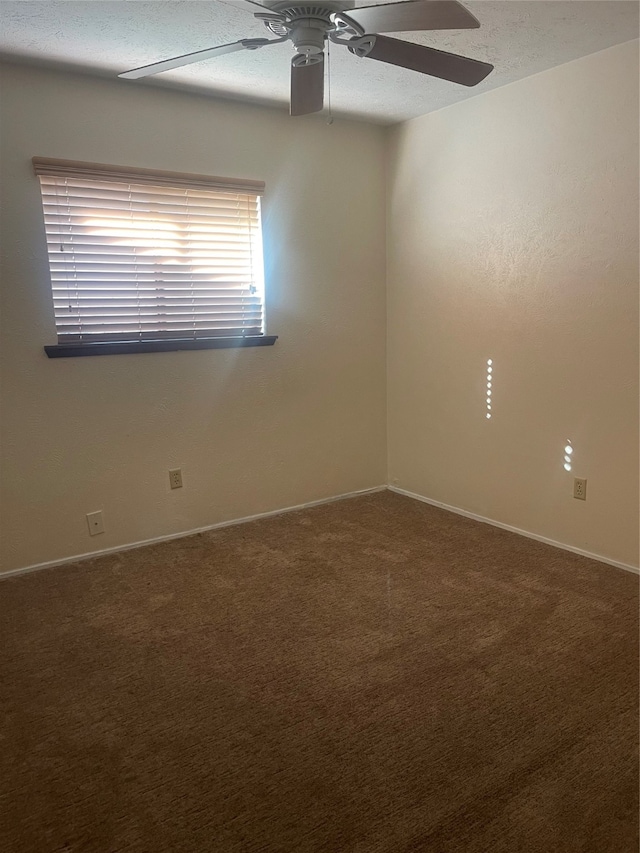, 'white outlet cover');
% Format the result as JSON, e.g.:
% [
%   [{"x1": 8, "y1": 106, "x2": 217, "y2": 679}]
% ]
[
  {"x1": 86, "y1": 510, "x2": 104, "y2": 535},
  {"x1": 573, "y1": 478, "x2": 587, "y2": 501}
]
